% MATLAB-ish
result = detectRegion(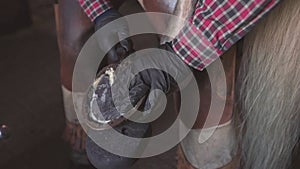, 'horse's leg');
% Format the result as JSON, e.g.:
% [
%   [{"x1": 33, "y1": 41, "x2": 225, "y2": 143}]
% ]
[
  {"x1": 177, "y1": 145, "x2": 240, "y2": 169},
  {"x1": 54, "y1": 0, "x2": 94, "y2": 164},
  {"x1": 137, "y1": 1, "x2": 240, "y2": 168},
  {"x1": 176, "y1": 45, "x2": 239, "y2": 169},
  {"x1": 237, "y1": 0, "x2": 300, "y2": 169}
]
